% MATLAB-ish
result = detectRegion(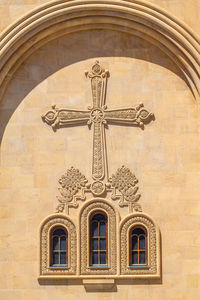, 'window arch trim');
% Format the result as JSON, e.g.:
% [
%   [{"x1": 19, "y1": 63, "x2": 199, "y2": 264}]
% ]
[
  {"x1": 80, "y1": 199, "x2": 118, "y2": 276},
  {"x1": 120, "y1": 212, "x2": 161, "y2": 277},
  {"x1": 39, "y1": 214, "x2": 77, "y2": 276}
]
